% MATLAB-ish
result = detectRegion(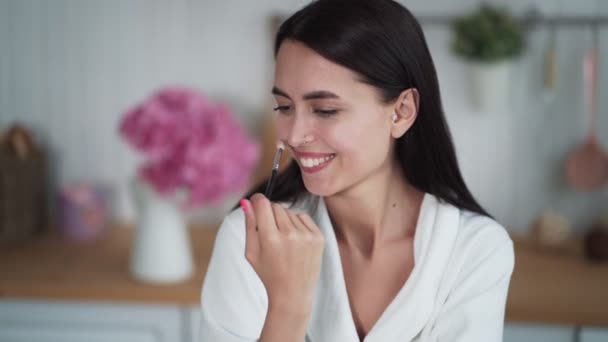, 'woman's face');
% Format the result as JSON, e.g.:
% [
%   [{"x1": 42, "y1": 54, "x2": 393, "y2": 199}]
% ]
[{"x1": 273, "y1": 40, "x2": 396, "y2": 197}]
